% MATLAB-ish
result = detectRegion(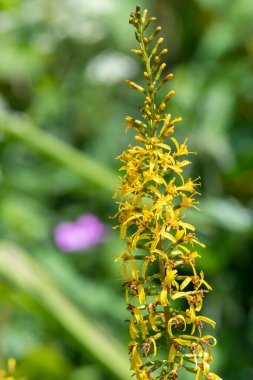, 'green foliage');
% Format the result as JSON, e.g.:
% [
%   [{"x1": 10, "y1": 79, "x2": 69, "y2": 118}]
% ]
[{"x1": 0, "y1": 0, "x2": 252, "y2": 379}]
